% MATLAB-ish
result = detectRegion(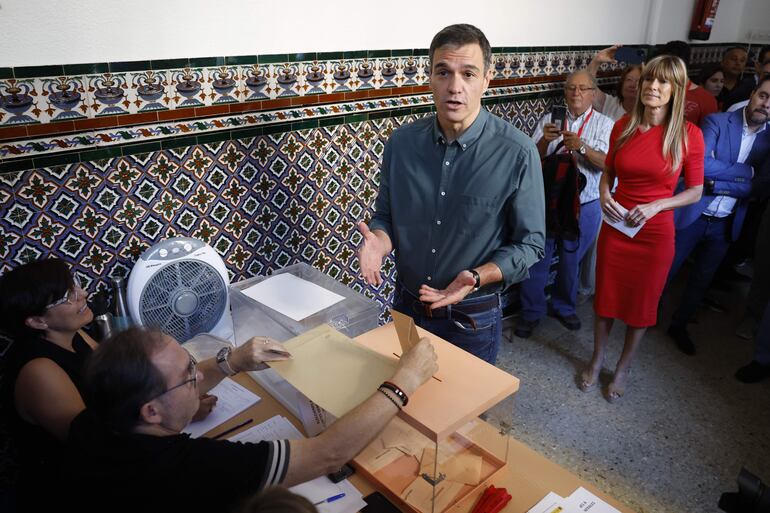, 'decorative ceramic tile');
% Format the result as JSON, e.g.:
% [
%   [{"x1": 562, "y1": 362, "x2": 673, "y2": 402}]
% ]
[
  {"x1": 87, "y1": 72, "x2": 131, "y2": 117},
  {"x1": 129, "y1": 70, "x2": 170, "y2": 112},
  {"x1": 38, "y1": 75, "x2": 89, "y2": 122},
  {"x1": 0, "y1": 78, "x2": 42, "y2": 125}
]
